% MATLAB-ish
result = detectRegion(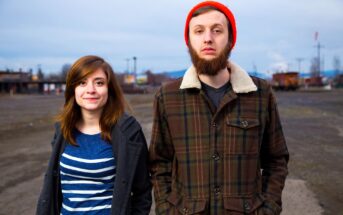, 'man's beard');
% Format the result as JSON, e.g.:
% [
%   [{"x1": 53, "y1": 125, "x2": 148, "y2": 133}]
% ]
[{"x1": 189, "y1": 44, "x2": 231, "y2": 76}]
